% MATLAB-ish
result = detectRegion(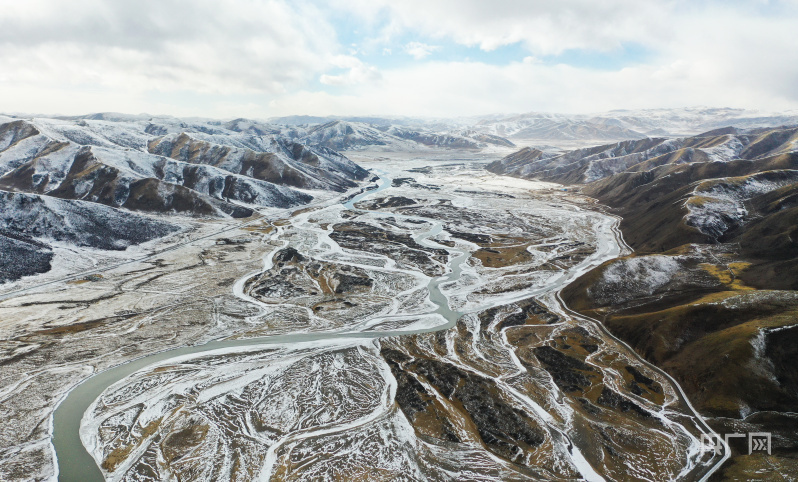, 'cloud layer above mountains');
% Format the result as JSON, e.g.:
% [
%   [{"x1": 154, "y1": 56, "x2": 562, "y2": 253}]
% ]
[{"x1": 1, "y1": 0, "x2": 796, "y2": 117}]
